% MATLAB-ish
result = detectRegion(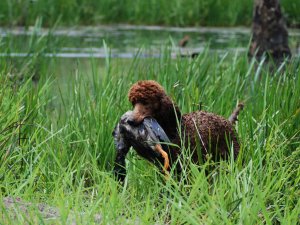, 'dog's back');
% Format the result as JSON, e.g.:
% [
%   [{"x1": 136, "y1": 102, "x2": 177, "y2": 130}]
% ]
[{"x1": 180, "y1": 111, "x2": 240, "y2": 162}]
